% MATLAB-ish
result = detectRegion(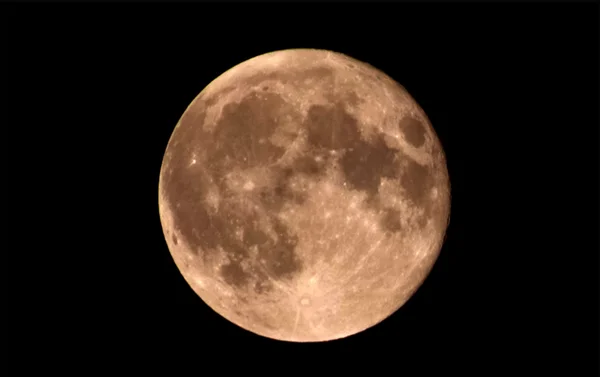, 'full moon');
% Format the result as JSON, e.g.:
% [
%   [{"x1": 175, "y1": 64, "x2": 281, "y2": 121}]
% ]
[{"x1": 158, "y1": 49, "x2": 450, "y2": 342}]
